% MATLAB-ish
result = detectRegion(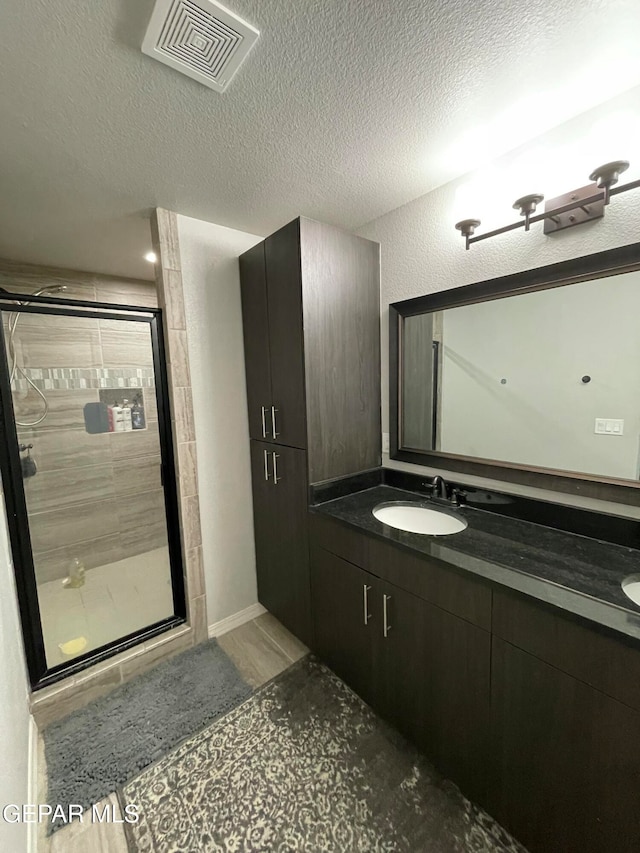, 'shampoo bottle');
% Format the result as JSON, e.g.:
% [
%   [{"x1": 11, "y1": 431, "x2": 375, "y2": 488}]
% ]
[
  {"x1": 111, "y1": 403, "x2": 125, "y2": 432},
  {"x1": 122, "y1": 399, "x2": 133, "y2": 431},
  {"x1": 132, "y1": 394, "x2": 146, "y2": 430}
]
